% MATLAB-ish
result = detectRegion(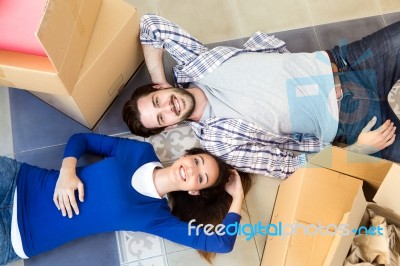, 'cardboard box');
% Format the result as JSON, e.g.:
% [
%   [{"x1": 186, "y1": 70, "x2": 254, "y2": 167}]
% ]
[
  {"x1": 0, "y1": 0, "x2": 102, "y2": 94},
  {"x1": 261, "y1": 146, "x2": 398, "y2": 266},
  {"x1": 31, "y1": 0, "x2": 144, "y2": 128}
]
